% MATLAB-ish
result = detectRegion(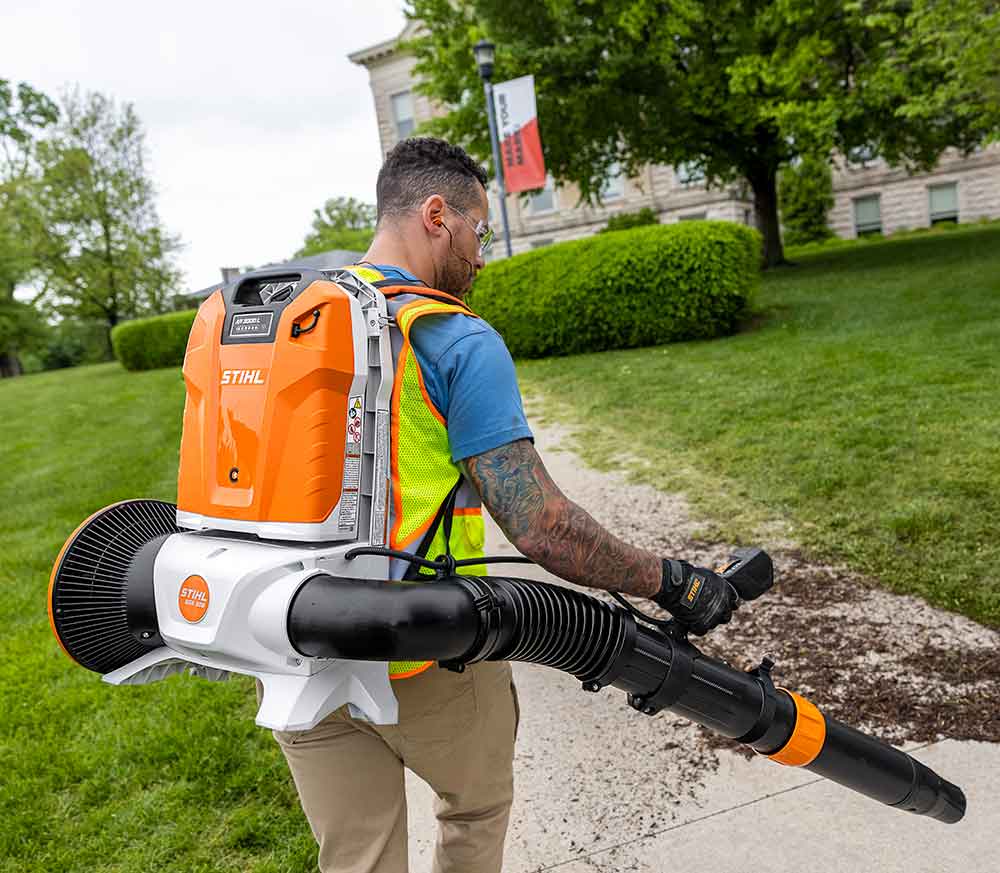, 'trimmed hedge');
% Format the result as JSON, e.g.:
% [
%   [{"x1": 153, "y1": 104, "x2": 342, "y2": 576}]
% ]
[
  {"x1": 111, "y1": 309, "x2": 198, "y2": 371},
  {"x1": 469, "y1": 220, "x2": 760, "y2": 359},
  {"x1": 598, "y1": 206, "x2": 660, "y2": 234}
]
